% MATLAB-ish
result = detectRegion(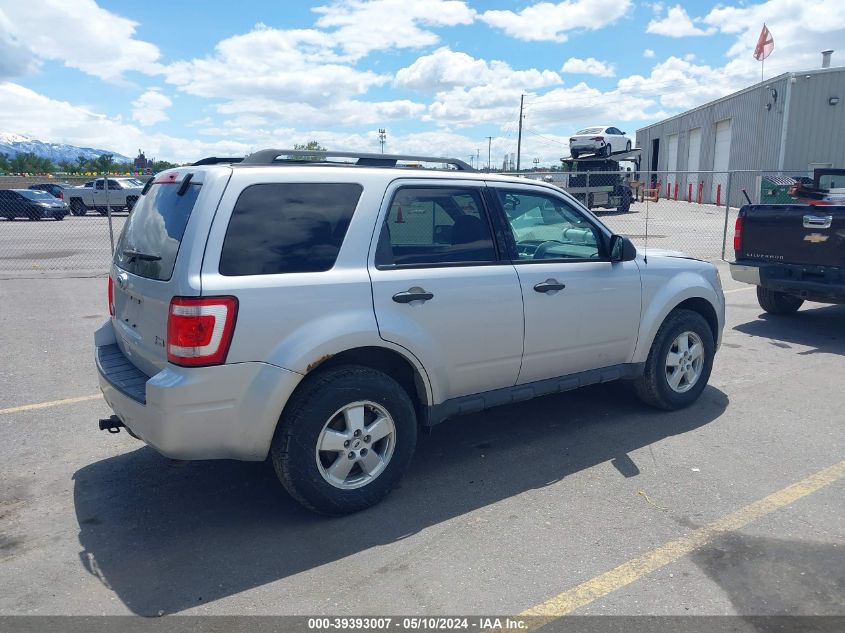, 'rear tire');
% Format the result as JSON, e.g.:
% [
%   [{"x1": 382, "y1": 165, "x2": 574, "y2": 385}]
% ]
[
  {"x1": 634, "y1": 309, "x2": 715, "y2": 411},
  {"x1": 756, "y1": 287, "x2": 803, "y2": 314},
  {"x1": 126, "y1": 196, "x2": 138, "y2": 212},
  {"x1": 270, "y1": 365, "x2": 418, "y2": 515},
  {"x1": 571, "y1": 150, "x2": 579, "y2": 159},
  {"x1": 605, "y1": 144, "x2": 612, "y2": 157},
  {"x1": 70, "y1": 200, "x2": 86, "y2": 216}
]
